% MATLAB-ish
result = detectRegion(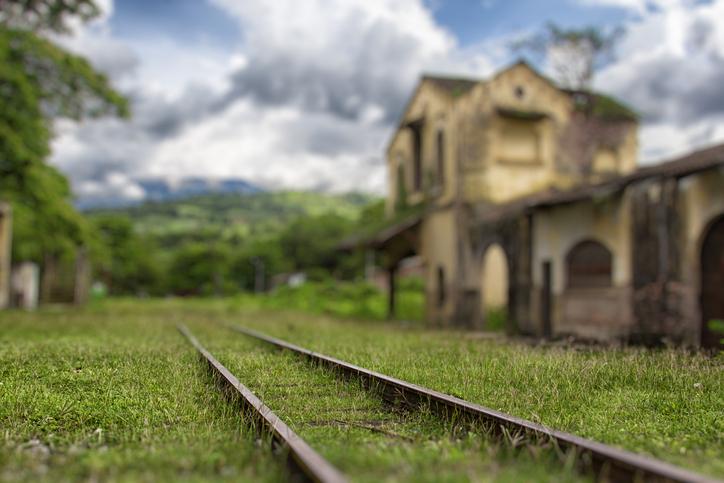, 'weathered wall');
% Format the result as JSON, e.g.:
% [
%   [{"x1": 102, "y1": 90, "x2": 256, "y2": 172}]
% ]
[
  {"x1": 0, "y1": 202, "x2": 12, "y2": 309},
  {"x1": 530, "y1": 193, "x2": 634, "y2": 339},
  {"x1": 458, "y1": 64, "x2": 572, "y2": 204},
  {"x1": 419, "y1": 207, "x2": 457, "y2": 324},
  {"x1": 470, "y1": 214, "x2": 532, "y2": 333},
  {"x1": 383, "y1": 62, "x2": 640, "y2": 330},
  {"x1": 386, "y1": 80, "x2": 458, "y2": 215}
]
